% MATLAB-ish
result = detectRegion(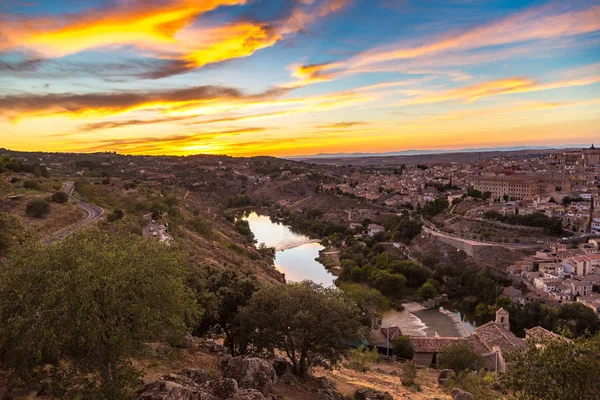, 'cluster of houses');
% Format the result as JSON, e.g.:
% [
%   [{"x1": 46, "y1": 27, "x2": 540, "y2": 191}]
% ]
[
  {"x1": 505, "y1": 240, "x2": 600, "y2": 318},
  {"x1": 368, "y1": 308, "x2": 566, "y2": 372}
]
